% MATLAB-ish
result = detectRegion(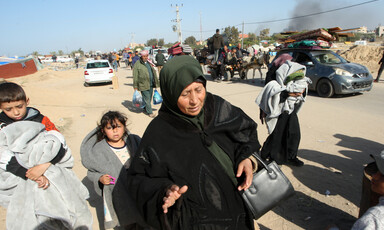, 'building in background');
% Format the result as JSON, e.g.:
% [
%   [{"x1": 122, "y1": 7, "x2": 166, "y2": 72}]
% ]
[{"x1": 376, "y1": 25, "x2": 384, "y2": 37}]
